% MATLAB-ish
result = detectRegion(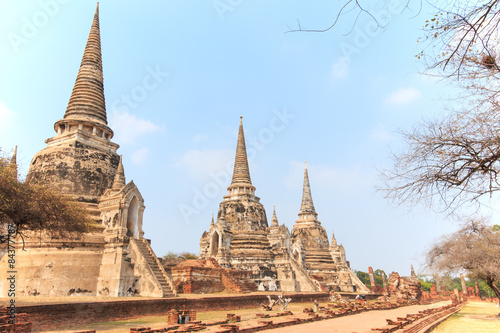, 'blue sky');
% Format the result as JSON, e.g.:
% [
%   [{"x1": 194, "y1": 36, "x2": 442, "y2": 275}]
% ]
[{"x1": 0, "y1": 0, "x2": 470, "y2": 276}]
